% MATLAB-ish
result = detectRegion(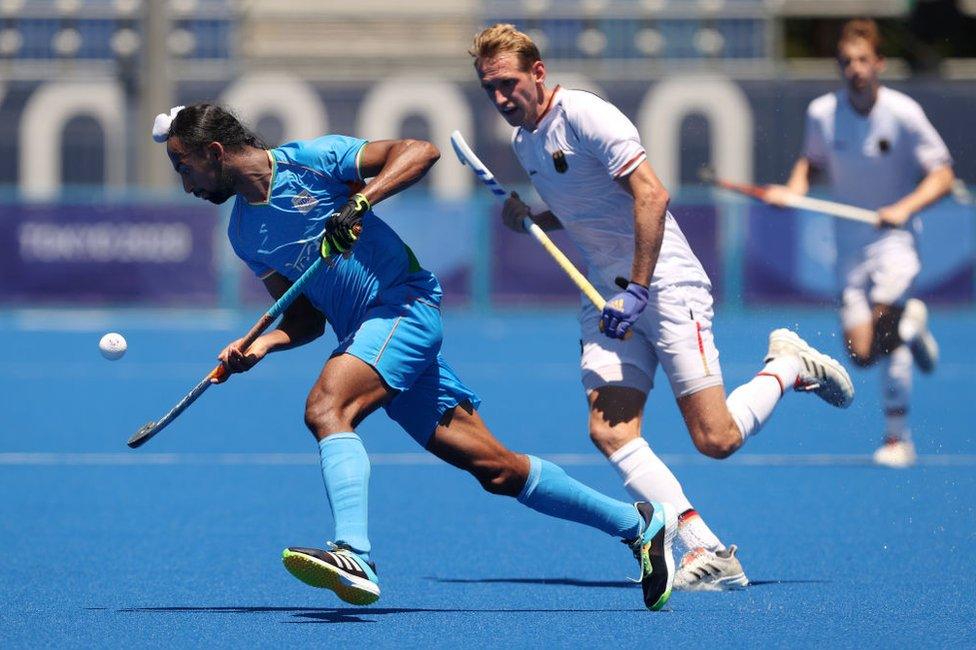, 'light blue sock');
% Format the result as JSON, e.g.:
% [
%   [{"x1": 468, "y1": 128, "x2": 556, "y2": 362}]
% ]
[
  {"x1": 517, "y1": 455, "x2": 642, "y2": 540},
  {"x1": 319, "y1": 433, "x2": 371, "y2": 562}
]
